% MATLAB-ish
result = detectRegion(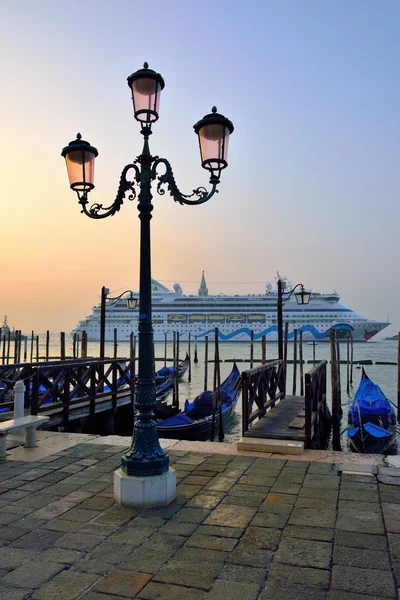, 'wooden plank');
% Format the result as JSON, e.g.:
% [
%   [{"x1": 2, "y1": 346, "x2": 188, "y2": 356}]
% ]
[{"x1": 288, "y1": 417, "x2": 305, "y2": 430}]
